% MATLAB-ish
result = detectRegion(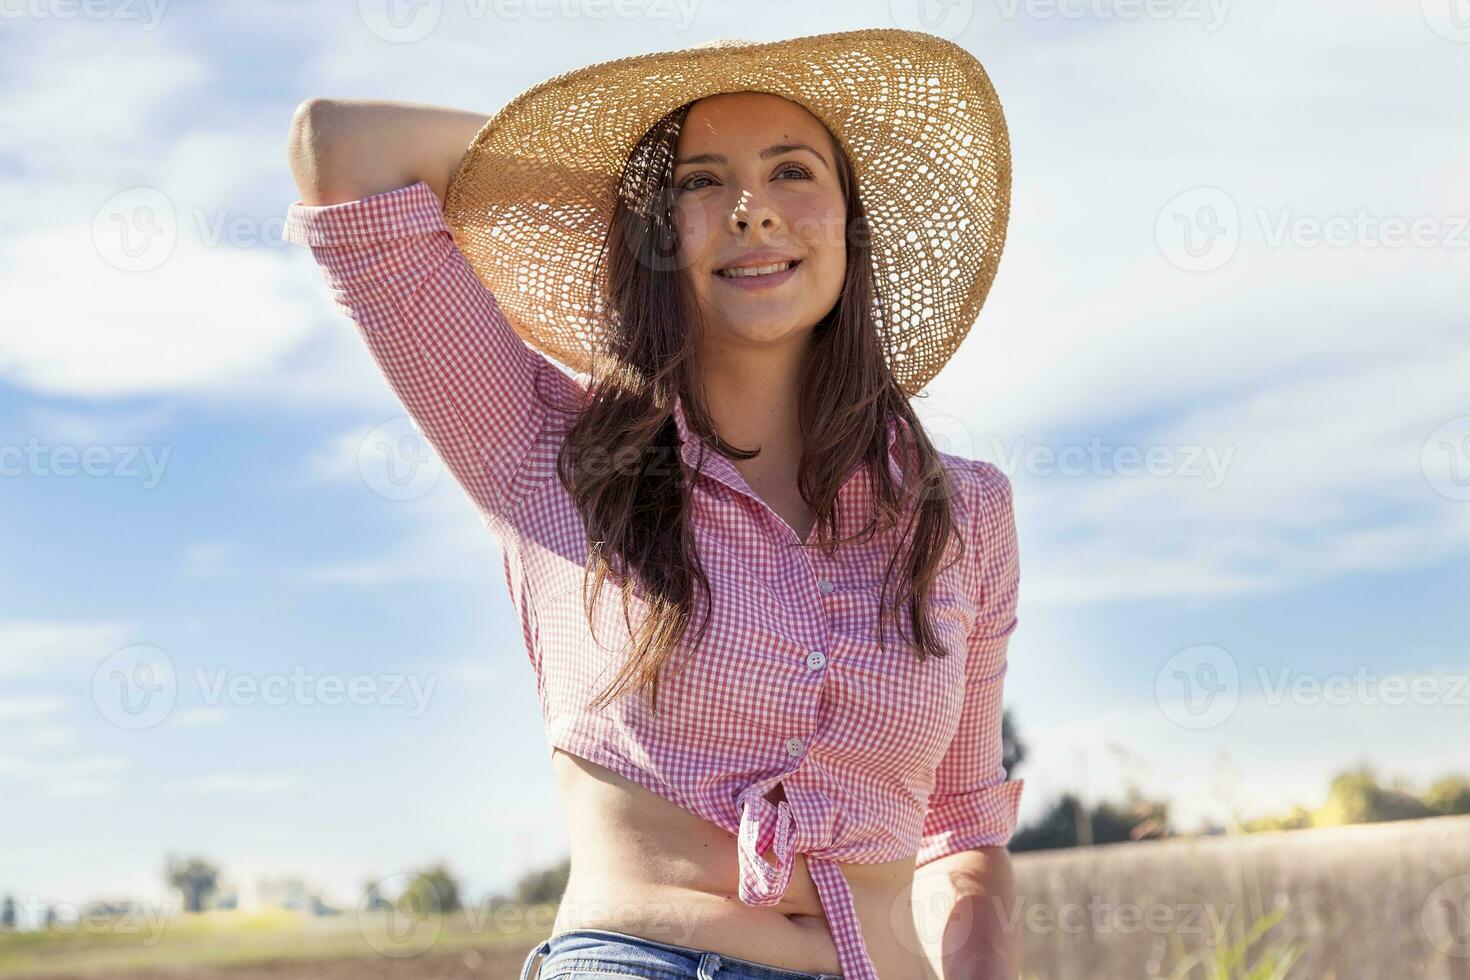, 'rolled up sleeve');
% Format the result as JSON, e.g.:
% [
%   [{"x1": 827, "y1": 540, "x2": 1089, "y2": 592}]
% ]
[
  {"x1": 915, "y1": 461, "x2": 1024, "y2": 867},
  {"x1": 282, "y1": 179, "x2": 583, "y2": 527}
]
